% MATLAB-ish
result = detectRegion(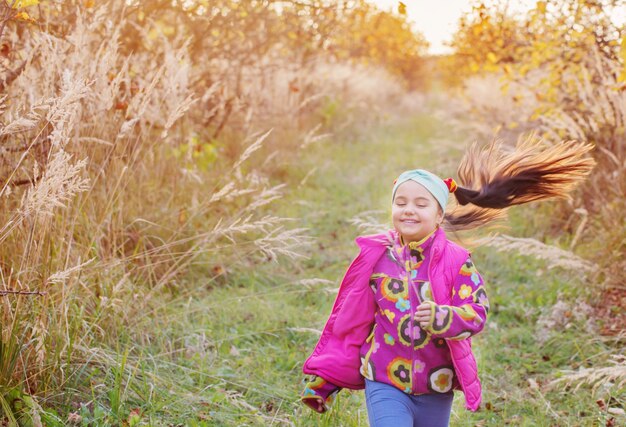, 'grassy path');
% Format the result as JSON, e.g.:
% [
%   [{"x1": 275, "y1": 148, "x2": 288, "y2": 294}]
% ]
[
  {"x1": 202, "y1": 115, "x2": 447, "y2": 425},
  {"x1": 125, "y1": 111, "x2": 622, "y2": 426}
]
